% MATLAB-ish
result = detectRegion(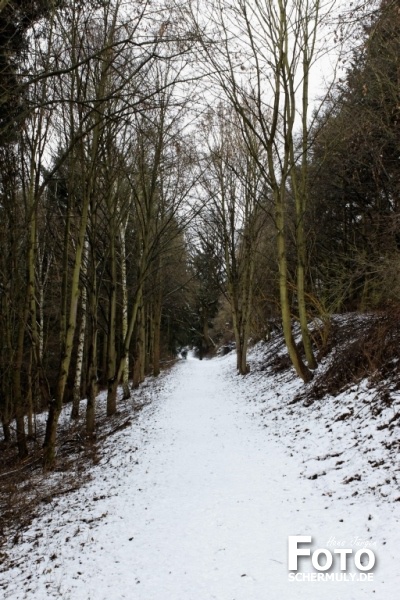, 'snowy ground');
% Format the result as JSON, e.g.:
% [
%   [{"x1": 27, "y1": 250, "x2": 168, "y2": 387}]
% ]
[{"x1": 1, "y1": 350, "x2": 399, "y2": 599}]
